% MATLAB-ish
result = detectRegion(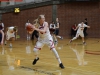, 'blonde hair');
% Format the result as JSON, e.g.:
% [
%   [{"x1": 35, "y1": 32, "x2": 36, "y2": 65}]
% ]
[
  {"x1": 32, "y1": 15, "x2": 45, "y2": 28},
  {"x1": 38, "y1": 14, "x2": 45, "y2": 21},
  {"x1": 33, "y1": 19, "x2": 39, "y2": 28}
]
